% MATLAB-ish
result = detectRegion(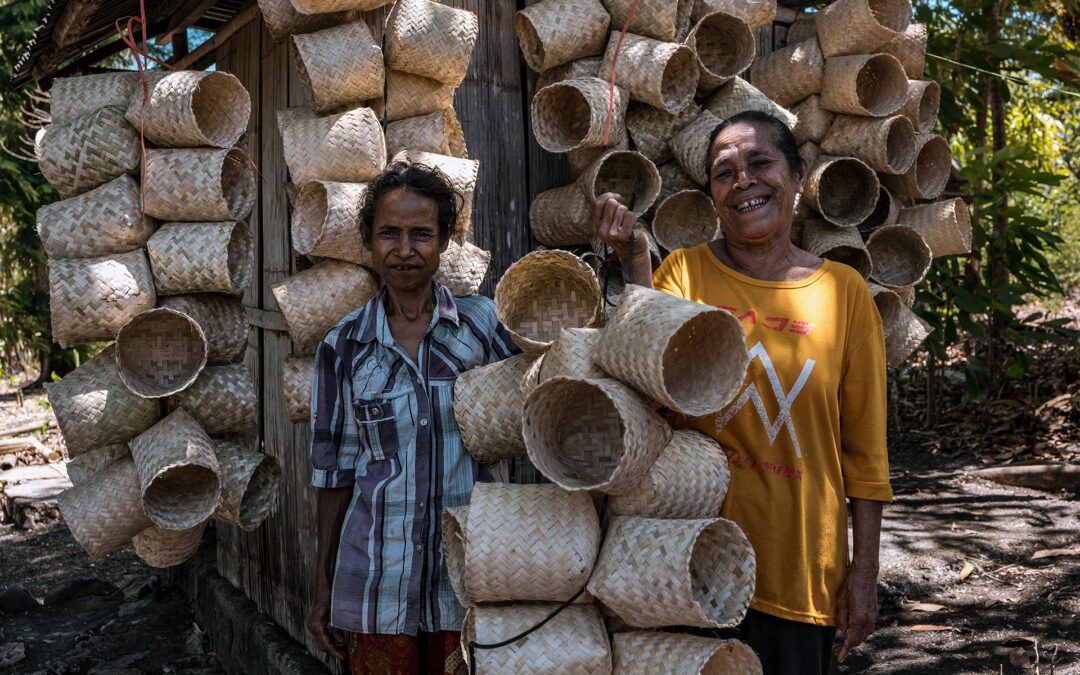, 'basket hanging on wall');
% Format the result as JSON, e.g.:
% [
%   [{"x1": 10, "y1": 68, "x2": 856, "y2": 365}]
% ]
[
  {"x1": 57, "y1": 455, "x2": 153, "y2": 561},
  {"x1": 702, "y1": 77, "x2": 797, "y2": 132},
  {"x1": 813, "y1": 0, "x2": 912, "y2": 58},
  {"x1": 819, "y1": 53, "x2": 909, "y2": 117},
  {"x1": 36, "y1": 105, "x2": 141, "y2": 199},
  {"x1": 578, "y1": 149, "x2": 662, "y2": 217},
  {"x1": 143, "y1": 148, "x2": 257, "y2": 222},
  {"x1": 897, "y1": 197, "x2": 972, "y2": 258},
  {"x1": 115, "y1": 307, "x2": 209, "y2": 399},
  {"x1": 159, "y1": 294, "x2": 248, "y2": 366},
  {"x1": 899, "y1": 79, "x2": 940, "y2": 134},
  {"x1": 132, "y1": 521, "x2": 208, "y2": 568},
  {"x1": 278, "y1": 105, "x2": 387, "y2": 185},
  {"x1": 801, "y1": 219, "x2": 873, "y2": 280},
  {"x1": 790, "y1": 95, "x2": 834, "y2": 145},
  {"x1": 611, "y1": 632, "x2": 761, "y2": 674},
  {"x1": 256, "y1": 0, "x2": 344, "y2": 39},
  {"x1": 282, "y1": 355, "x2": 316, "y2": 423},
  {"x1": 531, "y1": 77, "x2": 629, "y2": 153},
  {"x1": 292, "y1": 181, "x2": 371, "y2": 266},
  {"x1": 51, "y1": 72, "x2": 140, "y2": 124},
  {"x1": 166, "y1": 364, "x2": 257, "y2": 436},
  {"x1": 436, "y1": 239, "x2": 490, "y2": 296},
  {"x1": 652, "y1": 189, "x2": 719, "y2": 252},
  {"x1": 125, "y1": 70, "x2": 250, "y2": 149},
  {"x1": 686, "y1": 11, "x2": 756, "y2": 94},
  {"x1": 463, "y1": 604, "x2": 611, "y2": 675},
  {"x1": 454, "y1": 353, "x2": 536, "y2": 465},
  {"x1": 515, "y1": 0, "x2": 611, "y2": 73},
  {"x1": 292, "y1": 21, "x2": 384, "y2": 114},
  {"x1": 66, "y1": 444, "x2": 130, "y2": 487},
  {"x1": 272, "y1": 260, "x2": 380, "y2": 350},
  {"x1": 879, "y1": 132, "x2": 951, "y2": 201},
  {"x1": 211, "y1": 438, "x2": 282, "y2": 531},
  {"x1": 820, "y1": 114, "x2": 916, "y2": 175},
  {"x1": 376, "y1": 70, "x2": 454, "y2": 123},
  {"x1": 747, "y1": 37, "x2": 823, "y2": 108},
  {"x1": 599, "y1": 31, "x2": 699, "y2": 114},
  {"x1": 36, "y1": 175, "x2": 155, "y2": 260},
  {"x1": 866, "y1": 224, "x2": 933, "y2": 289},
  {"x1": 384, "y1": 0, "x2": 479, "y2": 87},
  {"x1": 603, "y1": 0, "x2": 693, "y2": 42},
  {"x1": 801, "y1": 155, "x2": 880, "y2": 228},
  {"x1": 626, "y1": 101, "x2": 701, "y2": 165},
  {"x1": 521, "y1": 327, "x2": 605, "y2": 399},
  {"x1": 384, "y1": 109, "x2": 467, "y2": 159},
  {"x1": 48, "y1": 249, "x2": 156, "y2": 348}
]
